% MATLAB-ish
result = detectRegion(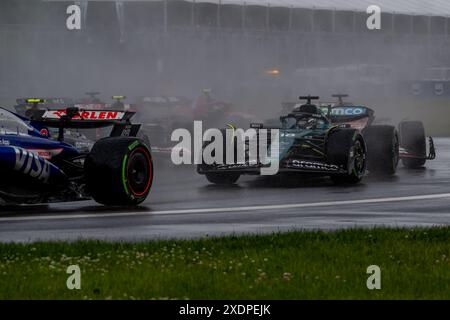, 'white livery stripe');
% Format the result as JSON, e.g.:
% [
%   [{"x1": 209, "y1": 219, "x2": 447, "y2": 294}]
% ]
[{"x1": 1, "y1": 193, "x2": 450, "y2": 222}]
